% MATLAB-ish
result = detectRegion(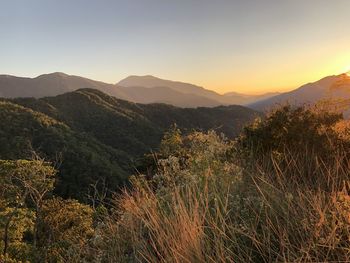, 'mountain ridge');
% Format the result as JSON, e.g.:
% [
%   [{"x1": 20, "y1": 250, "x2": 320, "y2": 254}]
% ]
[
  {"x1": 0, "y1": 72, "x2": 277, "y2": 107},
  {"x1": 248, "y1": 73, "x2": 350, "y2": 112}
]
